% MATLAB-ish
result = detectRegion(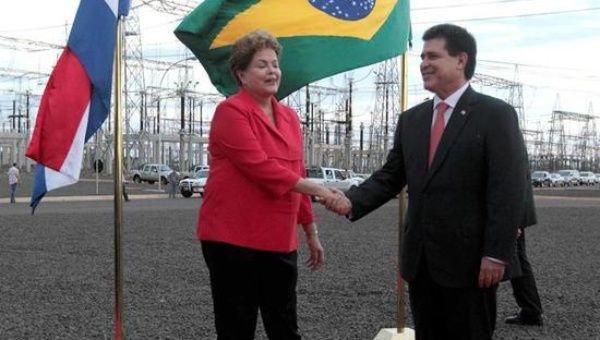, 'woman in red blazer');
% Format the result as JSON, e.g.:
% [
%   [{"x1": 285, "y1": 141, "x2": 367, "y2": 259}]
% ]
[{"x1": 198, "y1": 30, "x2": 335, "y2": 340}]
